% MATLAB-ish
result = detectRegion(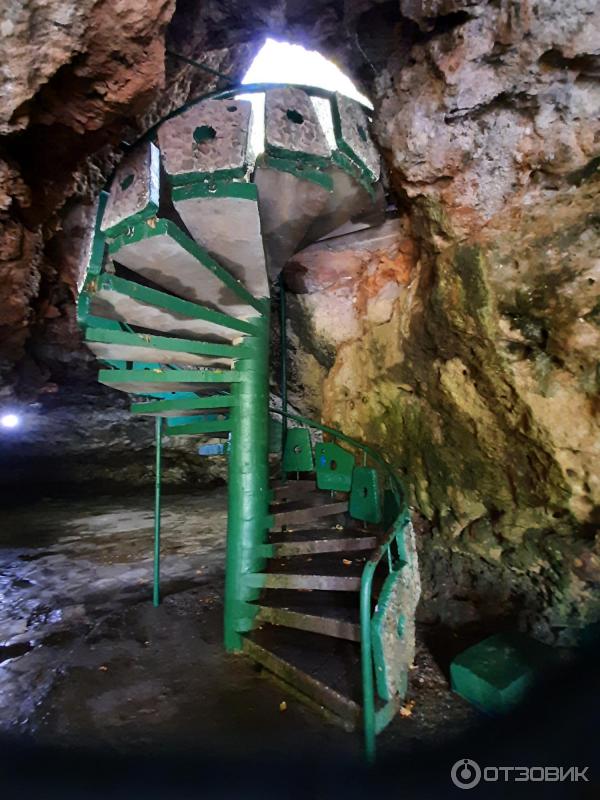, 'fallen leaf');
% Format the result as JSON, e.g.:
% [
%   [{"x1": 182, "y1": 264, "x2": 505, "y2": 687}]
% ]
[
  {"x1": 99, "y1": 665, "x2": 108, "y2": 672},
  {"x1": 399, "y1": 705, "x2": 412, "y2": 717},
  {"x1": 342, "y1": 559, "x2": 352, "y2": 566},
  {"x1": 279, "y1": 701, "x2": 287, "y2": 712}
]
